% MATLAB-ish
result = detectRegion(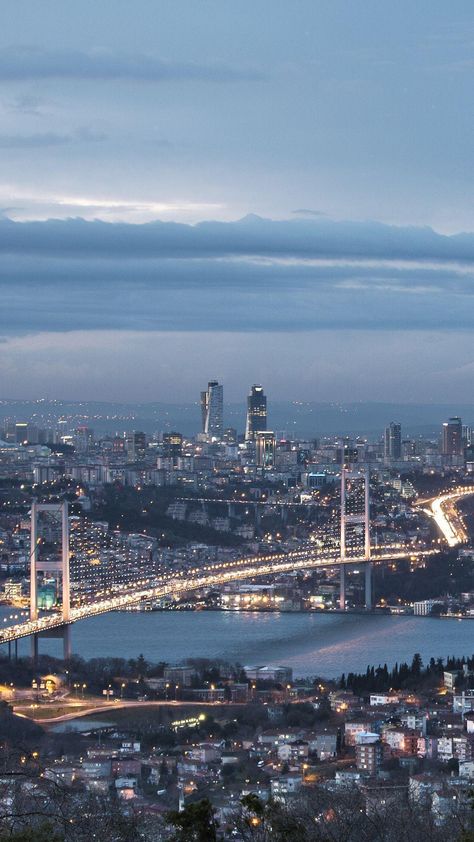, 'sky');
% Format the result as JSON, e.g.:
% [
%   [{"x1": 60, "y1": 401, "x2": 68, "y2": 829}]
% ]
[{"x1": 1, "y1": 0, "x2": 474, "y2": 403}]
